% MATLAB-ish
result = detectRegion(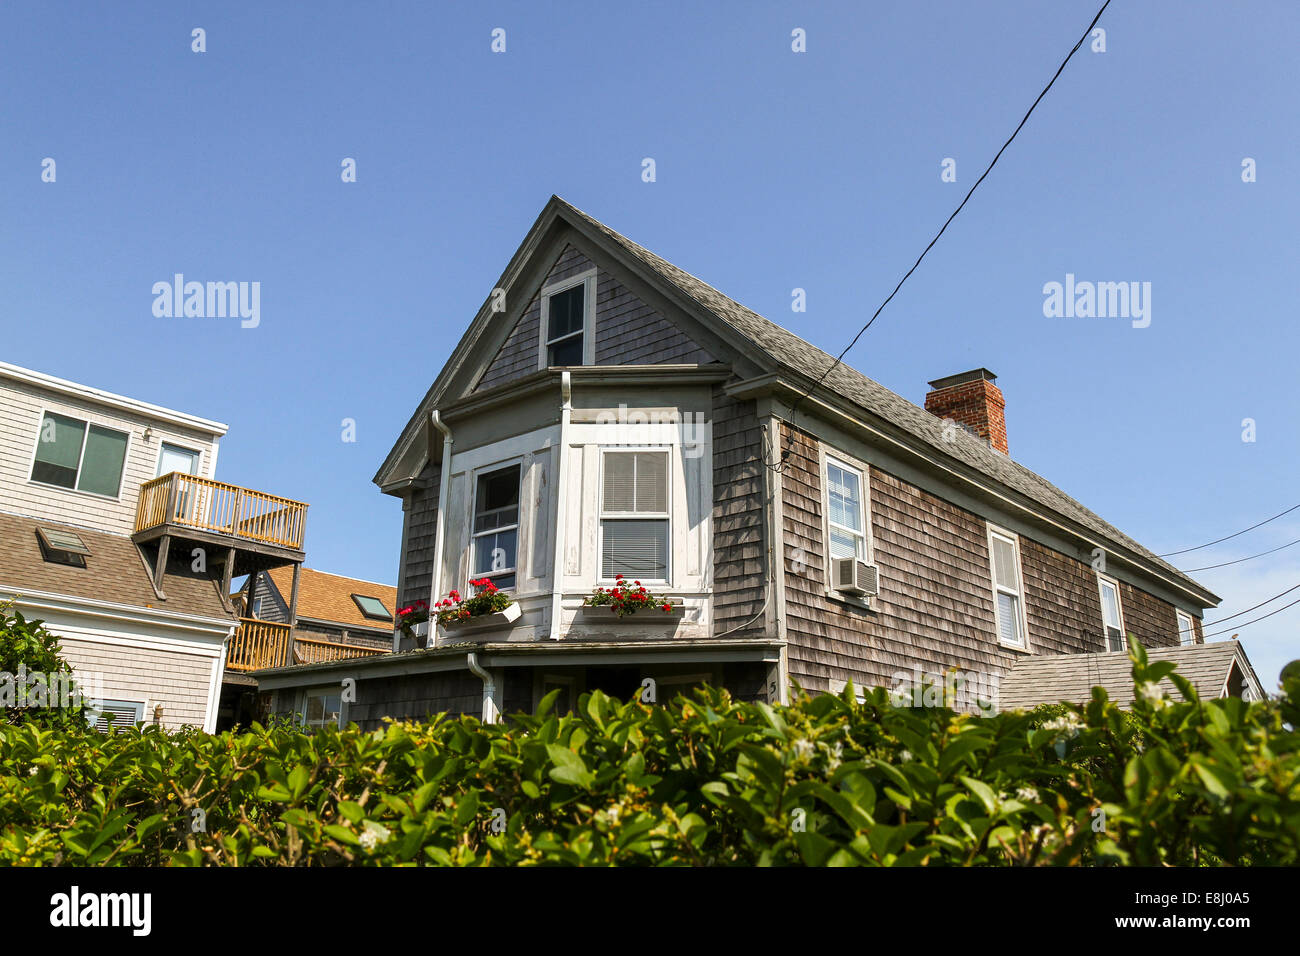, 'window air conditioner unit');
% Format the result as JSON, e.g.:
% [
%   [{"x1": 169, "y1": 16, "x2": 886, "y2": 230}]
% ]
[{"x1": 832, "y1": 558, "x2": 880, "y2": 597}]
